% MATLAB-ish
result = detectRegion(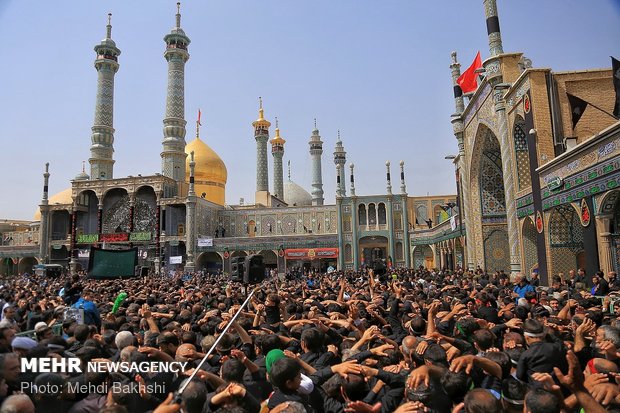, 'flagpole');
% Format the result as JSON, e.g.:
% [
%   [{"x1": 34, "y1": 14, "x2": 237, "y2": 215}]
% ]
[{"x1": 585, "y1": 101, "x2": 619, "y2": 120}]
